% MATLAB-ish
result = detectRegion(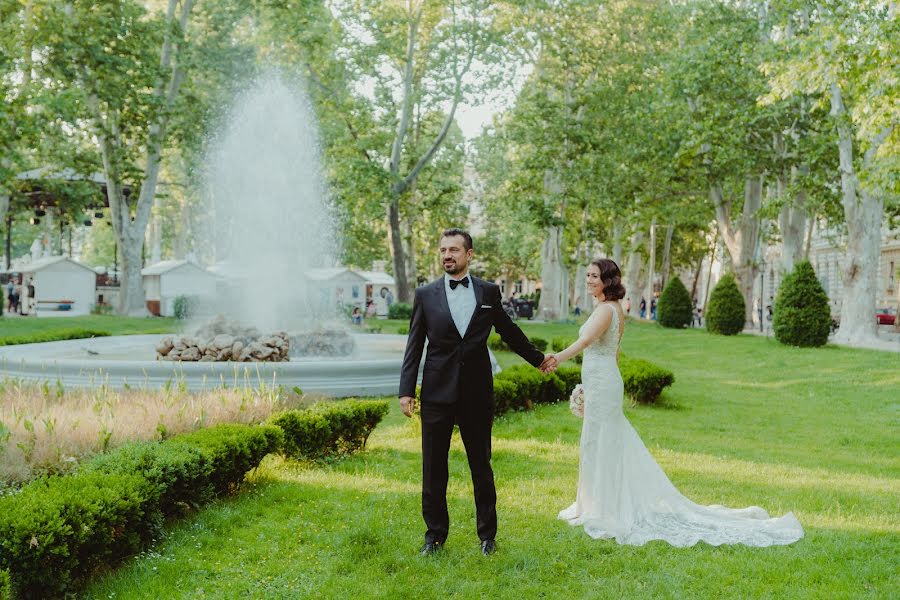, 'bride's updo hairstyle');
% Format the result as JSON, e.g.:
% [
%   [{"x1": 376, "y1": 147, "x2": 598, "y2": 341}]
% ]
[{"x1": 592, "y1": 258, "x2": 626, "y2": 301}]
